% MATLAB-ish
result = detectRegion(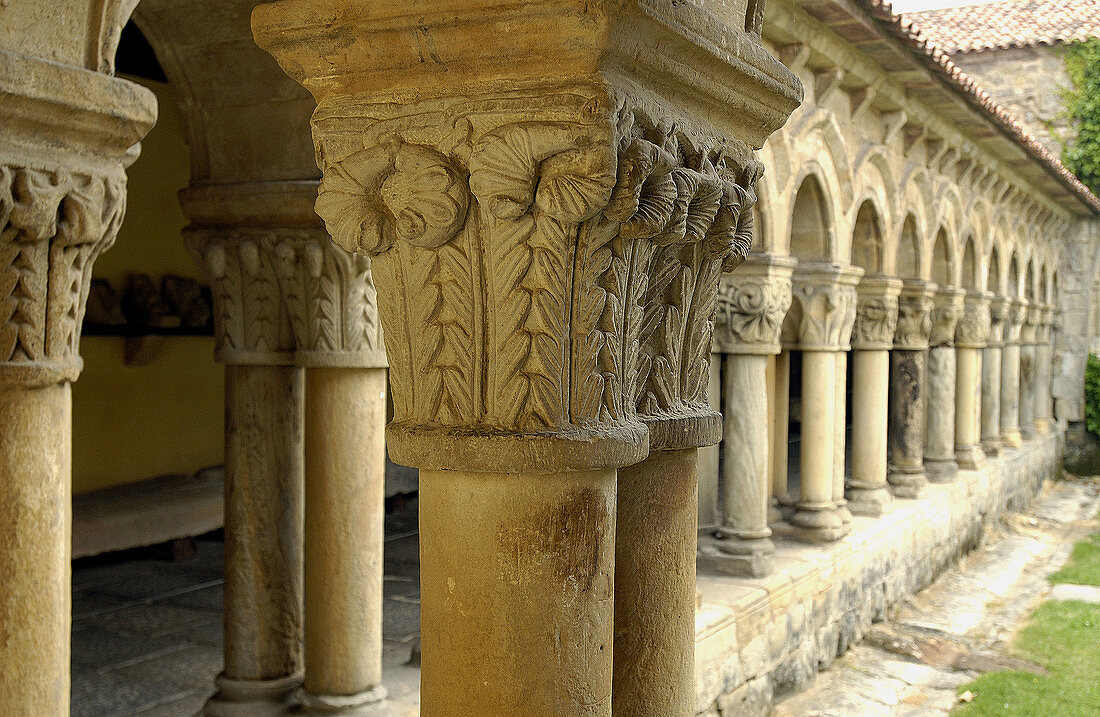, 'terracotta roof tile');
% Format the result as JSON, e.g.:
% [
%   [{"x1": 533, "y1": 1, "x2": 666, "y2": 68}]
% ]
[
  {"x1": 857, "y1": 0, "x2": 1100, "y2": 213},
  {"x1": 906, "y1": 0, "x2": 1100, "y2": 54}
]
